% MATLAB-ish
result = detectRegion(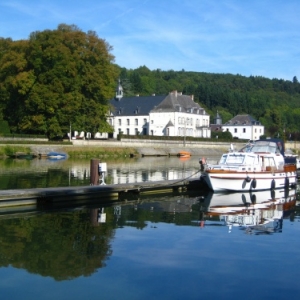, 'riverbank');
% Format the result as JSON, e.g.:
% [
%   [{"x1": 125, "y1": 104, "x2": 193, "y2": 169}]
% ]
[{"x1": 0, "y1": 138, "x2": 298, "y2": 158}]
